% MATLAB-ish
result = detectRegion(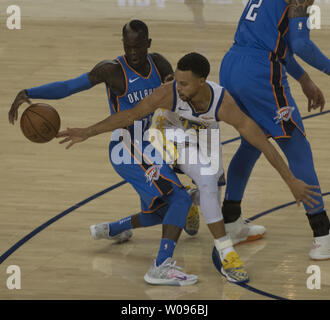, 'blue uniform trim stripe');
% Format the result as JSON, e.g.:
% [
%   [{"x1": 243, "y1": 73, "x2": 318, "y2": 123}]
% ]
[
  {"x1": 171, "y1": 81, "x2": 177, "y2": 112},
  {"x1": 215, "y1": 88, "x2": 225, "y2": 121}
]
